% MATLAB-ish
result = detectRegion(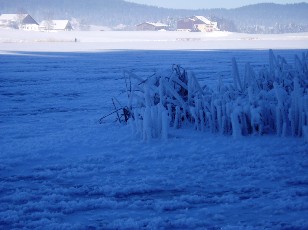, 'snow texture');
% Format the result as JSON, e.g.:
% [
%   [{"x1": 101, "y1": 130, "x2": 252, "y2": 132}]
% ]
[{"x1": 0, "y1": 32, "x2": 308, "y2": 229}]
